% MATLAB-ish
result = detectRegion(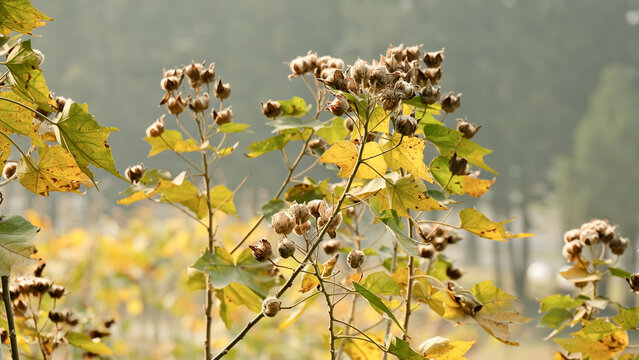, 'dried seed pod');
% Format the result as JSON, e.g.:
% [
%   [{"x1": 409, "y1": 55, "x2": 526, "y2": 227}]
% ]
[
  {"x1": 278, "y1": 238, "x2": 296, "y2": 259},
  {"x1": 64, "y1": 310, "x2": 79, "y2": 326},
  {"x1": 448, "y1": 153, "x2": 469, "y2": 176},
  {"x1": 601, "y1": 225, "x2": 616, "y2": 243},
  {"x1": 562, "y1": 241, "x2": 583, "y2": 262},
  {"x1": 289, "y1": 56, "x2": 308, "y2": 78},
  {"x1": 395, "y1": 80, "x2": 415, "y2": 99},
  {"x1": 441, "y1": 92, "x2": 462, "y2": 113},
  {"x1": 249, "y1": 239, "x2": 272, "y2": 262},
  {"x1": 125, "y1": 164, "x2": 146, "y2": 184},
  {"x1": 294, "y1": 221, "x2": 312, "y2": 236},
  {"x1": 326, "y1": 94, "x2": 349, "y2": 117},
  {"x1": 55, "y1": 96, "x2": 67, "y2": 112},
  {"x1": 33, "y1": 278, "x2": 51, "y2": 294},
  {"x1": 369, "y1": 65, "x2": 392, "y2": 89},
  {"x1": 189, "y1": 93, "x2": 210, "y2": 112},
  {"x1": 344, "y1": 118, "x2": 355, "y2": 132},
  {"x1": 308, "y1": 138, "x2": 326, "y2": 152},
  {"x1": 3, "y1": 162, "x2": 17, "y2": 179},
  {"x1": 307, "y1": 199, "x2": 325, "y2": 218},
  {"x1": 627, "y1": 274, "x2": 639, "y2": 292},
  {"x1": 48, "y1": 310, "x2": 66, "y2": 323},
  {"x1": 445, "y1": 232, "x2": 463, "y2": 244},
  {"x1": 446, "y1": 266, "x2": 462, "y2": 280},
  {"x1": 213, "y1": 107, "x2": 233, "y2": 126},
  {"x1": 579, "y1": 228, "x2": 599, "y2": 246},
  {"x1": 185, "y1": 61, "x2": 203, "y2": 82},
  {"x1": 146, "y1": 115, "x2": 165, "y2": 138},
  {"x1": 201, "y1": 63, "x2": 216, "y2": 84},
  {"x1": 423, "y1": 48, "x2": 445, "y2": 68},
  {"x1": 347, "y1": 249, "x2": 366, "y2": 269},
  {"x1": 261, "y1": 100, "x2": 282, "y2": 118},
  {"x1": 214, "y1": 78, "x2": 231, "y2": 100},
  {"x1": 13, "y1": 299, "x2": 27, "y2": 316},
  {"x1": 563, "y1": 229, "x2": 581, "y2": 243},
  {"x1": 432, "y1": 236, "x2": 448, "y2": 251},
  {"x1": 403, "y1": 45, "x2": 422, "y2": 63},
  {"x1": 394, "y1": 114, "x2": 418, "y2": 136},
  {"x1": 161, "y1": 75, "x2": 181, "y2": 92},
  {"x1": 271, "y1": 211, "x2": 295, "y2": 235},
  {"x1": 322, "y1": 239, "x2": 340, "y2": 254},
  {"x1": 350, "y1": 58, "x2": 371, "y2": 84},
  {"x1": 324, "y1": 69, "x2": 348, "y2": 91},
  {"x1": 424, "y1": 67, "x2": 442, "y2": 85},
  {"x1": 609, "y1": 235, "x2": 629, "y2": 255},
  {"x1": 456, "y1": 118, "x2": 482, "y2": 139},
  {"x1": 418, "y1": 243, "x2": 436, "y2": 259},
  {"x1": 48, "y1": 284, "x2": 65, "y2": 299},
  {"x1": 386, "y1": 43, "x2": 404, "y2": 61},
  {"x1": 166, "y1": 94, "x2": 188, "y2": 115},
  {"x1": 420, "y1": 80, "x2": 441, "y2": 105},
  {"x1": 289, "y1": 202, "x2": 310, "y2": 225},
  {"x1": 262, "y1": 297, "x2": 281, "y2": 317},
  {"x1": 381, "y1": 90, "x2": 403, "y2": 111}
]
